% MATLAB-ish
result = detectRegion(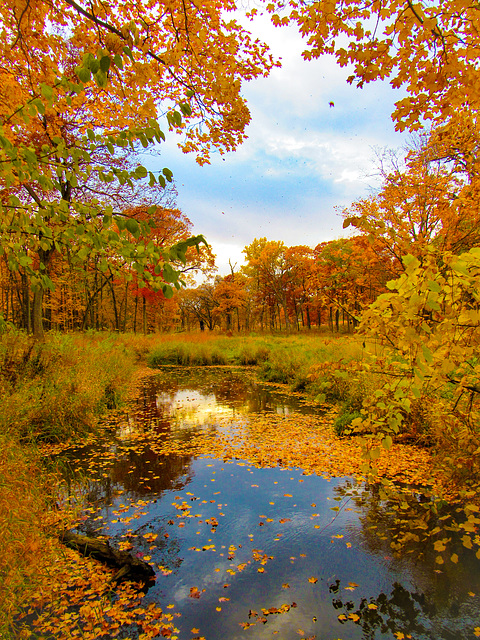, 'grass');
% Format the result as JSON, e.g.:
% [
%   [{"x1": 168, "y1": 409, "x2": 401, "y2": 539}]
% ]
[
  {"x1": 0, "y1": 329, "x2": 138, "y2": 636},
  {"x1": 0, "y1": 434, "x2": 61, "y2": 638},
  {"x1": 0, "y1": 330, "x2": 136, "y2": 442}
]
